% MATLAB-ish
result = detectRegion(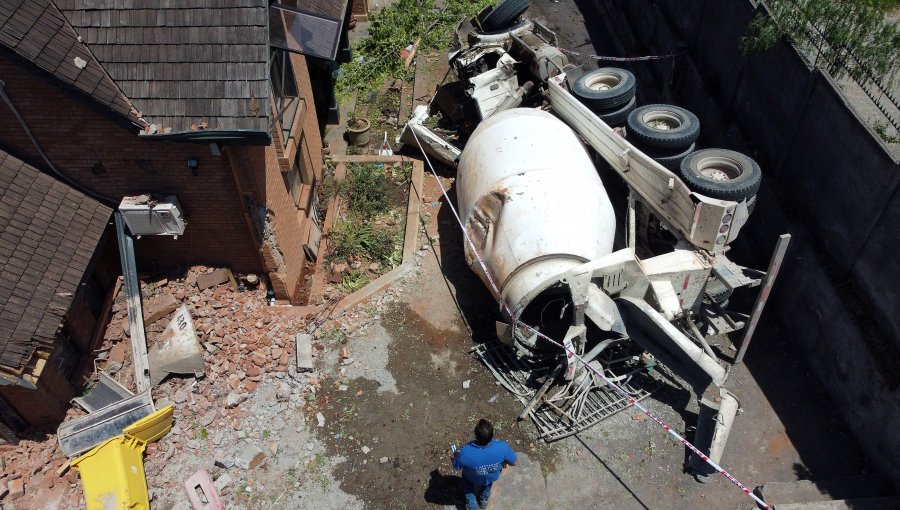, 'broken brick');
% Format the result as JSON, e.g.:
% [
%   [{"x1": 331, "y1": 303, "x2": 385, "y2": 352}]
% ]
[
  {"x1": 6, "y1": 478, "x2": 24, "y2": 499},
  {"x1": 234, "y1": 443, "x2": 265, "y2": 470},
  {"x1": 143, "y1": 293, "x2": 179, "y2": 324}
]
